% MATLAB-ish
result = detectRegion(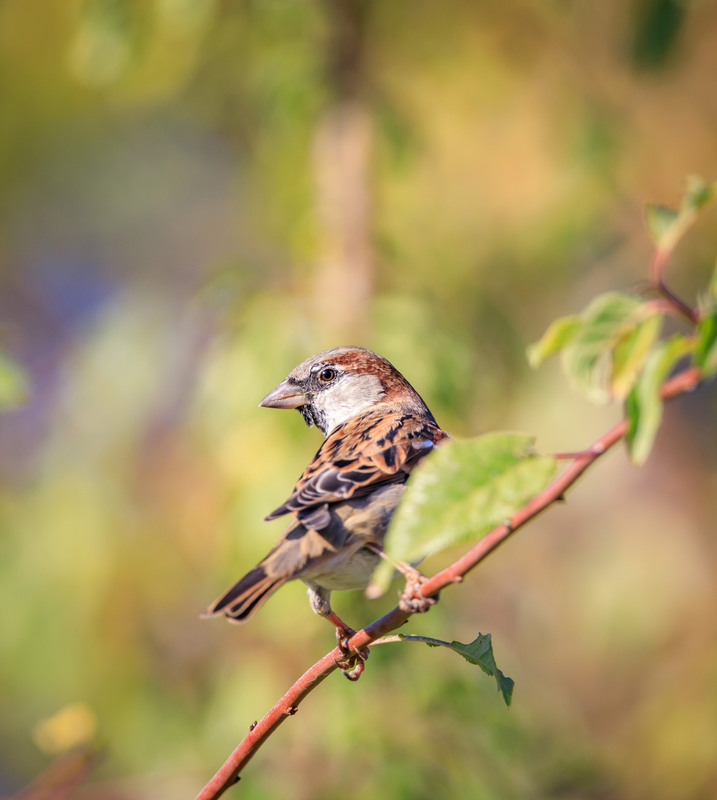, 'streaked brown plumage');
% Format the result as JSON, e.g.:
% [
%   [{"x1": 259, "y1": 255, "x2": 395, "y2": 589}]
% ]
[{"x1": 203, "y1": 346, "x2": 449, "y2": 635}]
